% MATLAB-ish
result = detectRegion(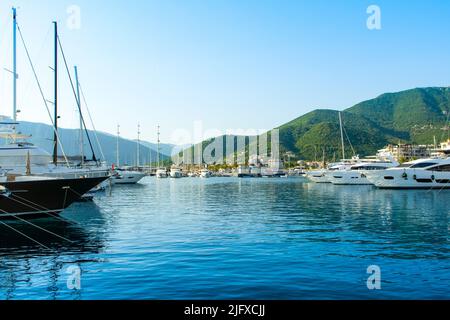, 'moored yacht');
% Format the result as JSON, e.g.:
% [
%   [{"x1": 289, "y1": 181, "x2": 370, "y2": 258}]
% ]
[
  {"x1": 200, "y1": 168, "x2": 211, "y2": 178},
  {"x1": 0, "y1": 139, "x2": 111, "y2": 180},
  {"x1": 112, "y1": 168, "x2": 146, "y2": 185},
  {"x1": 170, "y1": 167, "x2": 183, "y2": 178},
  {"x1": 329, "y1": 152, "x2": 399, "y2": 185},
  {"x1": 306, "y1": 159, "x2": 359, "y2": 183},
  {"x1": 365, "y1": 157, "x2": 450, "y2": 189},
  {"x1": 306, "y1": 112, "x2": 361, "y2": 184},
  {"x1": 0, "y1": 12, "x2": 110, "y2": 184},
  {"x1": 156, "y1": 168, "x2": 168, "y2": 178},
  {"x1": 0, "y1": 172, "x2": 110, "y2": 219}
]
